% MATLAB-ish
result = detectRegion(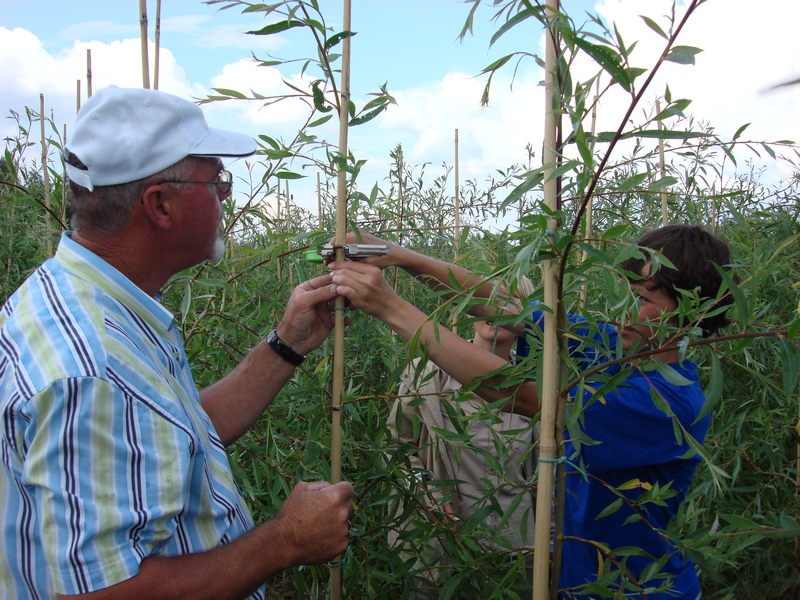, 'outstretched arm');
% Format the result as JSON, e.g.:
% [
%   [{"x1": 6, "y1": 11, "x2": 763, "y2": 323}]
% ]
[
  {"x1": 57, "y1": 480, "x2": 354, "y2": 600},
  {"x1": 341, "y1": 232, "x2": 526, "y2": 334},
  {"x1": 330, "y1": 260, "x2": 540, "y2": 418}
]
